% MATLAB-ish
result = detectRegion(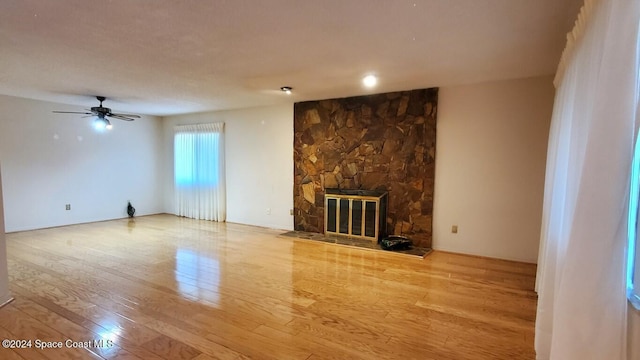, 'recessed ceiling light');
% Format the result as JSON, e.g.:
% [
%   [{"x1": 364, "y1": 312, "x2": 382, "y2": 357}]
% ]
[
  {"x1": 363, "y1": 75, "x2": 377, "y2": 88},
  {"x1": 280, "y1": 86, "x2": 293, "y2": 95}
]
